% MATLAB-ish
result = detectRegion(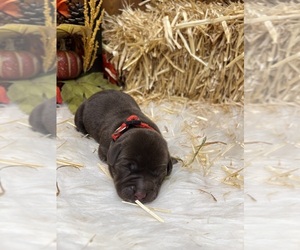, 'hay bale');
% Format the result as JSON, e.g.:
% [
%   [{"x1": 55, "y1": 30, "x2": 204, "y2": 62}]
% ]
[
  {"x1": 245, "y1": 2, "x2": 300, "y2": 104},
  {"x1": 102, "y1": 0, "x2": 244, "y2": 103}
]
